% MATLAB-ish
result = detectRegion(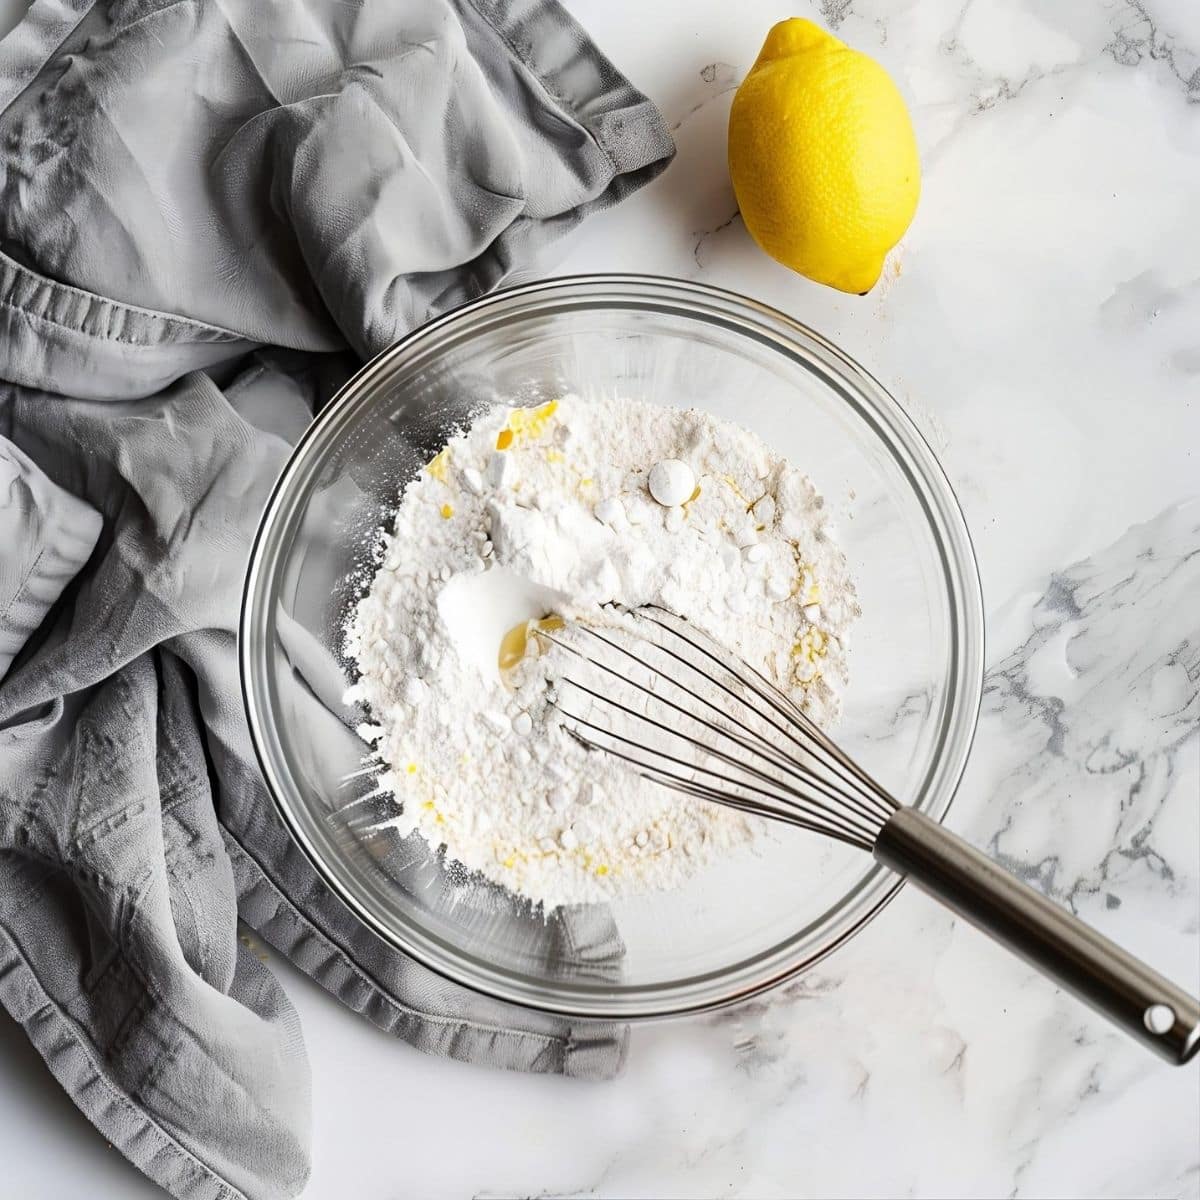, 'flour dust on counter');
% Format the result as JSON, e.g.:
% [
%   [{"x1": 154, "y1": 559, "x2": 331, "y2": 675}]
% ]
[{"x1": 344, "y1": 395, "x2": 859, "y2": 909}]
